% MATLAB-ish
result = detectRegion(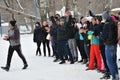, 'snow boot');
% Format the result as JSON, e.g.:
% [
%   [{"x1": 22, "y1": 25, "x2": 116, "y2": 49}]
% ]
[
  {"x1": 59, "y1": 60, "x2": 66, "y2": 64},
  {"x1": 100, "y1": 72, "x2": 110, "y2": 79},
  {"x1": 1, "y1": 66, "x2": 9, "y2": 71},
  {"x1": 22, "y1": 64, "x2": 28, "y2": 69}
]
